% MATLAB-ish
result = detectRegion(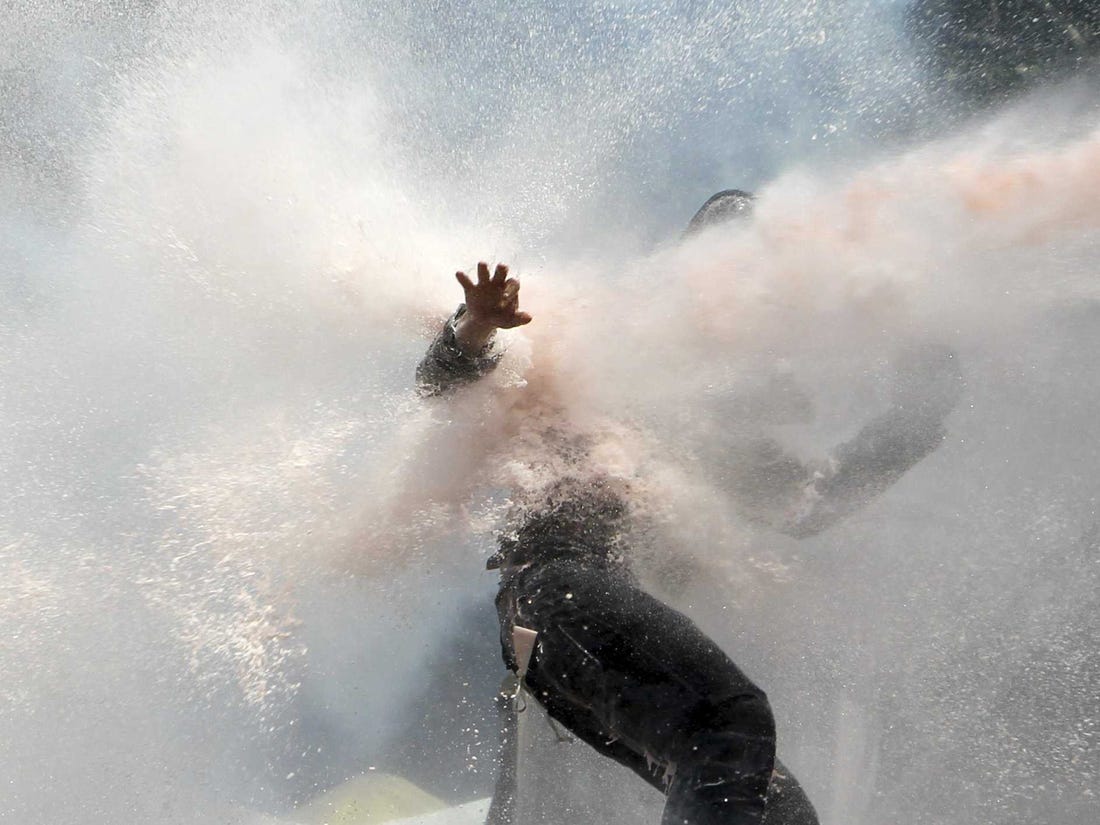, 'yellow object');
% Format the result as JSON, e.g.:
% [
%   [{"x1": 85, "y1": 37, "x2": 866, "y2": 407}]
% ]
[{"x1": 295, "y1": 772, "x2": 447, "y2": 825}]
